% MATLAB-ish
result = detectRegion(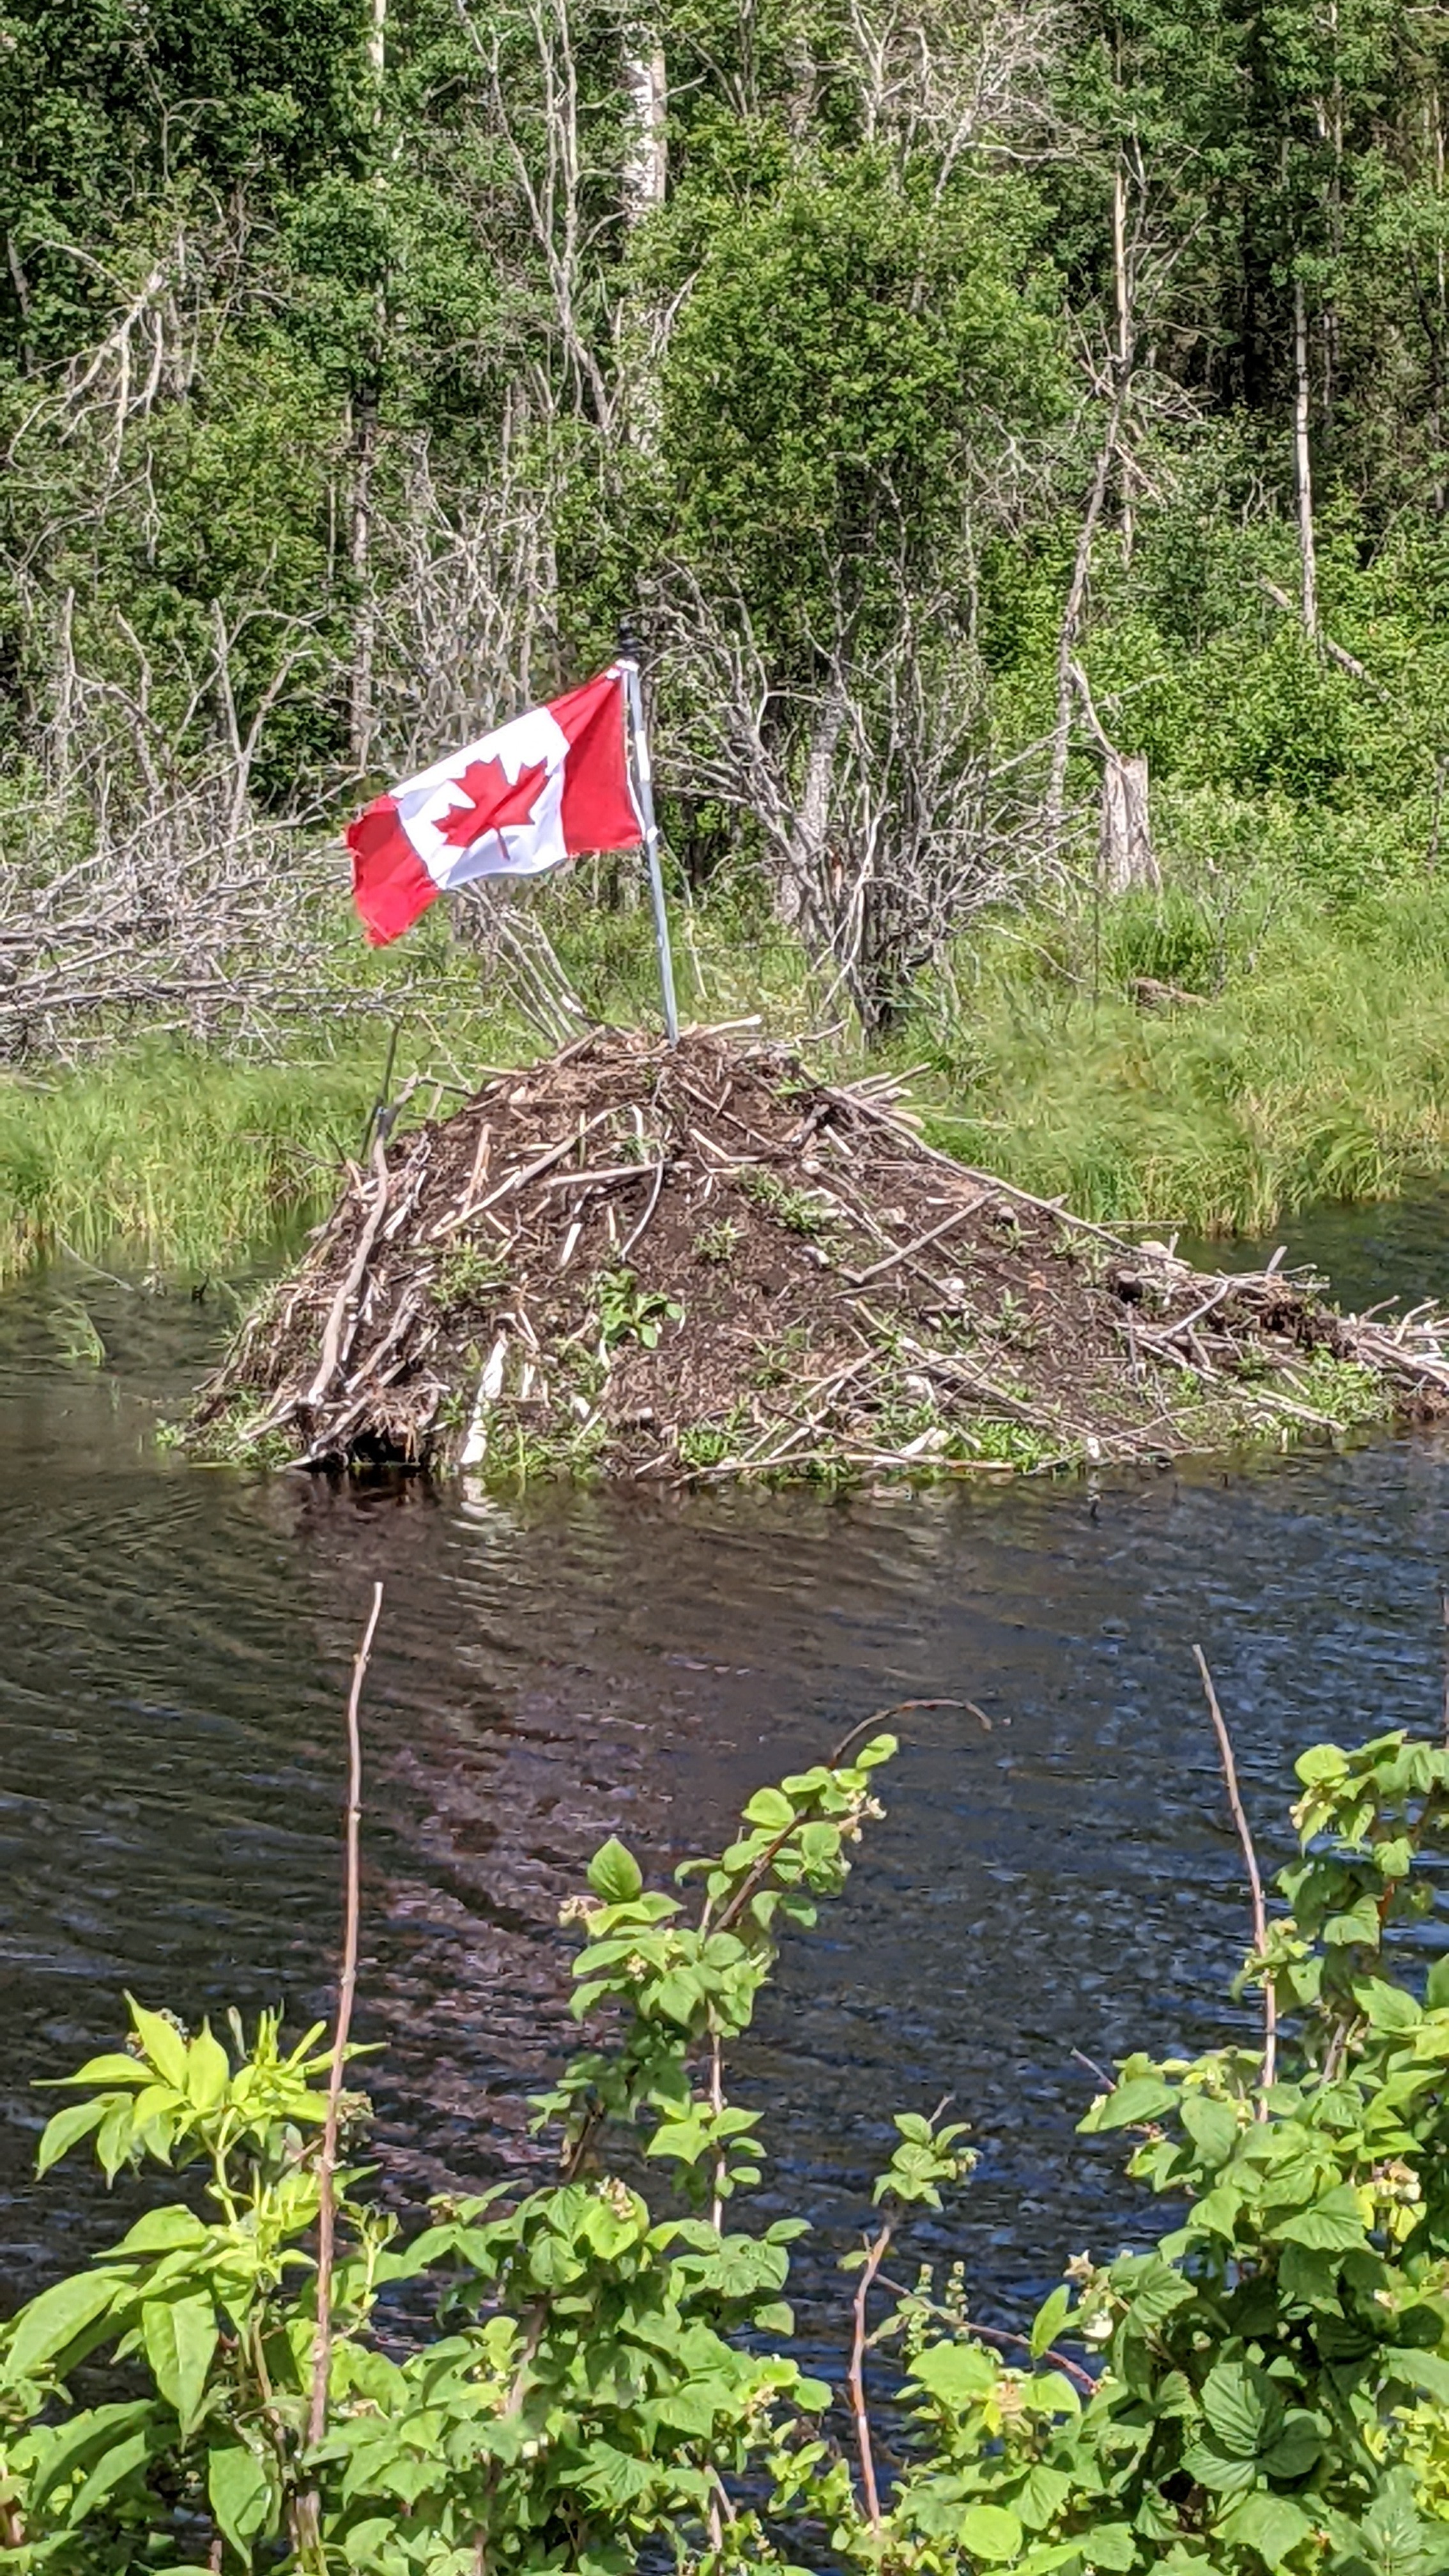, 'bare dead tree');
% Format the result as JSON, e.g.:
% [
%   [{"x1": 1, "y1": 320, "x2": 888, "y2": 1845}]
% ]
[
  {"x1": 368, "y1": 435, "x2": 565, "y2": 772},
  {"x1": 648, "y1": 566, "x2": 1070, "y2": 1029}
]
